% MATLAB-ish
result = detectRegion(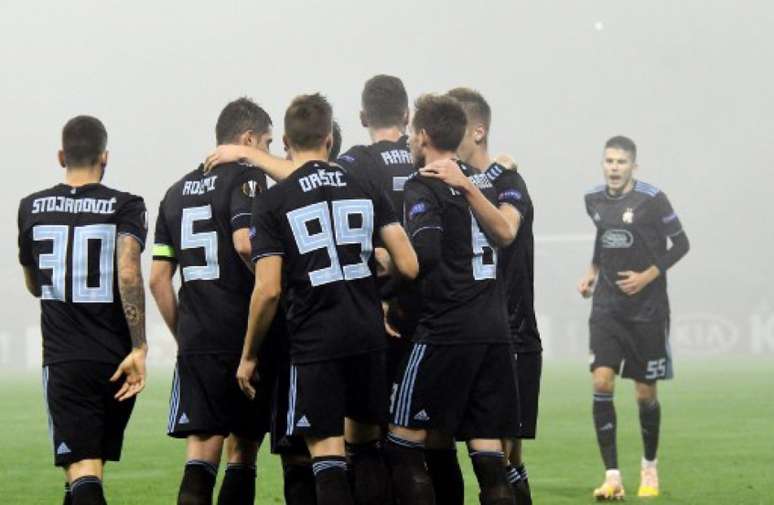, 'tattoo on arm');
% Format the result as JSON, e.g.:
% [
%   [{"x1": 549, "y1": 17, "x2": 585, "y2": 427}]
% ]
[{"x1": 117, "y1": 234, "x2": 146, "y2": 349}]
